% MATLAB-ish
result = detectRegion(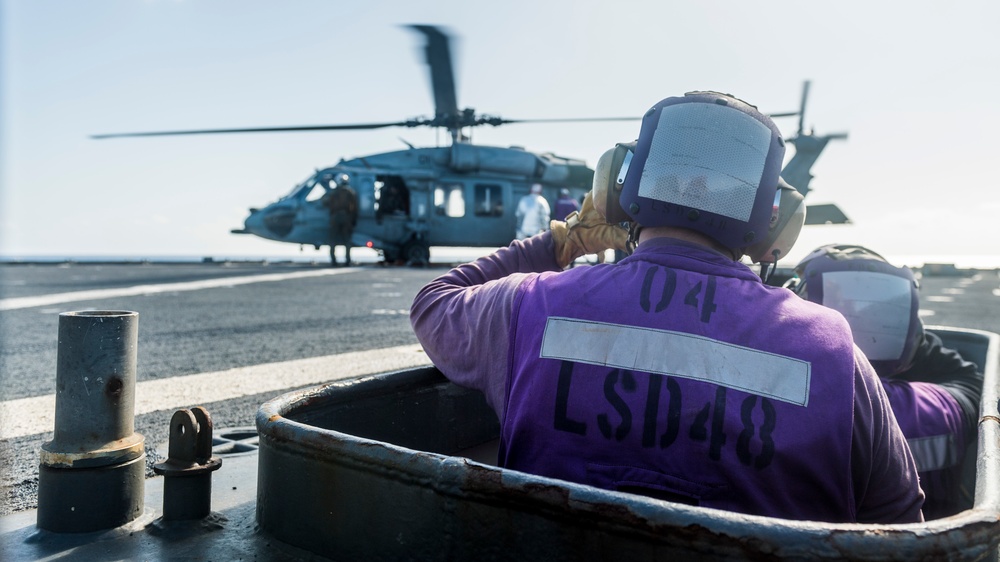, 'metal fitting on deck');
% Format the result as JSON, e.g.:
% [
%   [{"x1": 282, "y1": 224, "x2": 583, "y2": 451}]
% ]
[
  {"x1": 37, "y1": 310, "x2": 146, "y2": 533},
  {"x1": 153, "y1": 407, "x2": 223, "y2": 520}
]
